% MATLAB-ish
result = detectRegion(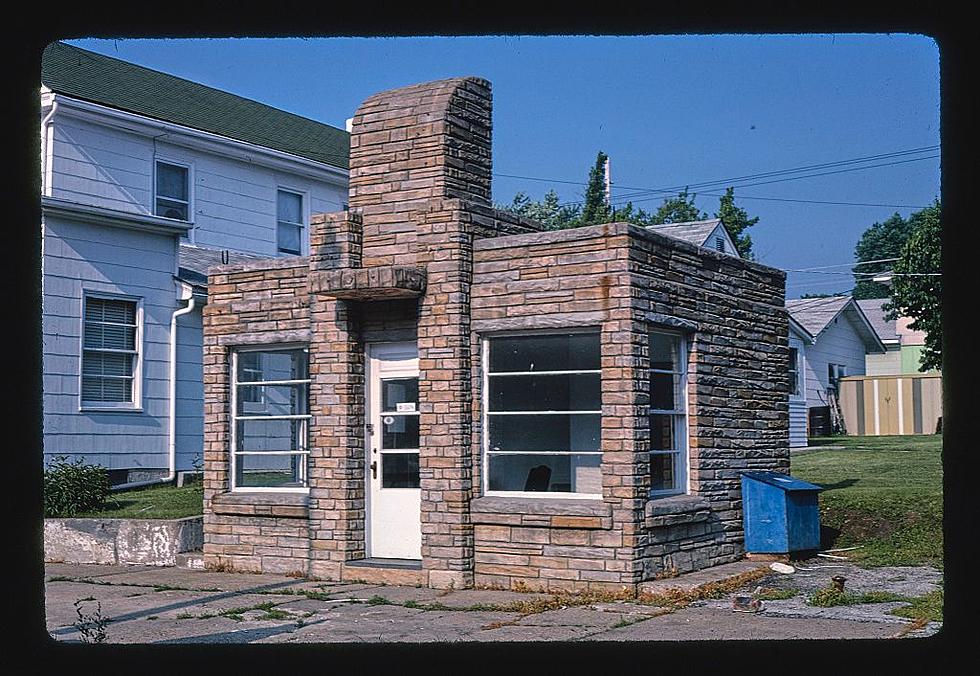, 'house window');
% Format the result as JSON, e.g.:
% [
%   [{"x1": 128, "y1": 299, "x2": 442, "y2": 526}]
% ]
[
  {"x1": 789, "y1": 346, "x2": 802, "y2": 398},
  {"x1": 715, "y1": 236, "x2": 725, "y2": 252},
  {"x1": 231, "y1": 347, "x2": 310, "y2": 491},
  {"x1": 649, "y1": 331, "x2": 688, "y2": 495},
  {"x1": 155, "y1": 161, "x2": 190, "y2": 221},
  {"x1": 277, "y1": 189, "x2": 304, "y2": 255},
  {"x1": 81, "y1": 295, "x2": 140, "y2": 408},
  {"x1": 828, "y1": 364, "x2": 846, "y2": 392},
  {"x1": 483, "y1": 331, "x2": 601, "y2": 497}
]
